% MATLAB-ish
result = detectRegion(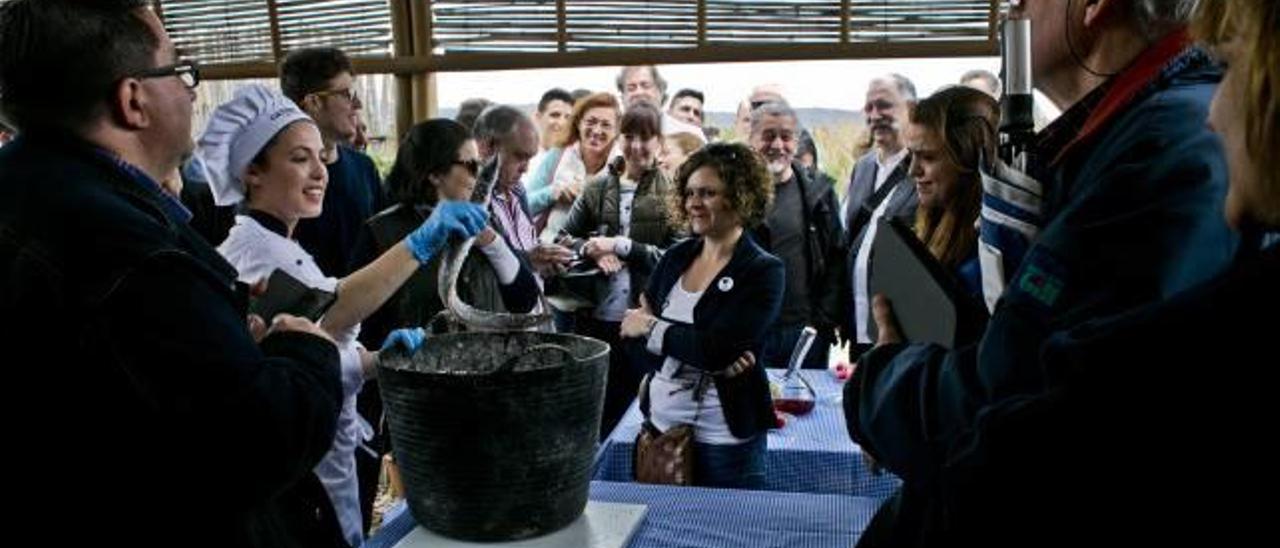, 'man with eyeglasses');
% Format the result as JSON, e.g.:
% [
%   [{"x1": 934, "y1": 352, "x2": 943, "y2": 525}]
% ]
[
  {"x1": 0, "y1": 1, "x2": 343, "y2": 545},
  {"x1": 748, "y1": 101, "x2": 848, "y2": 370},
  {"x1": 280, "y1": 47, "x2": 387, "y2": 278},
  {"x1": 615, "y1": 65, "x2": 706, "y2": 143},
  {"x1": 279, "y1": 46, "x2": 392, "y2": 539}
]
